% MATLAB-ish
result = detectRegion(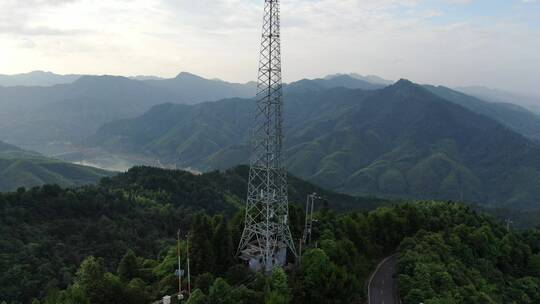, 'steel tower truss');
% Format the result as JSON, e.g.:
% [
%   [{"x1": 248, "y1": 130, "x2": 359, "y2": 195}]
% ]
[{"x1": 238, "y1": 0, "x2": 296, "y2": 272}]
